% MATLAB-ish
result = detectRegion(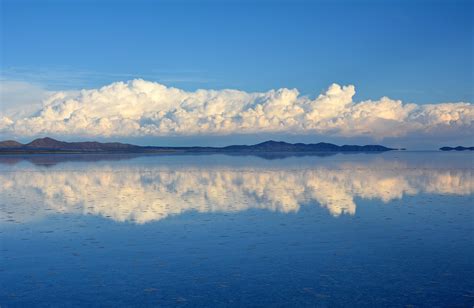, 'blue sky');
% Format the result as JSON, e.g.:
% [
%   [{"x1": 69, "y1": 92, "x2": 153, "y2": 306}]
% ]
[
  {"x1": 0, "y1": 0, "x2": 472, "y2": 148},
  {"x1": 2, "y1": 0, "x2": 472, "y2": 102}
]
